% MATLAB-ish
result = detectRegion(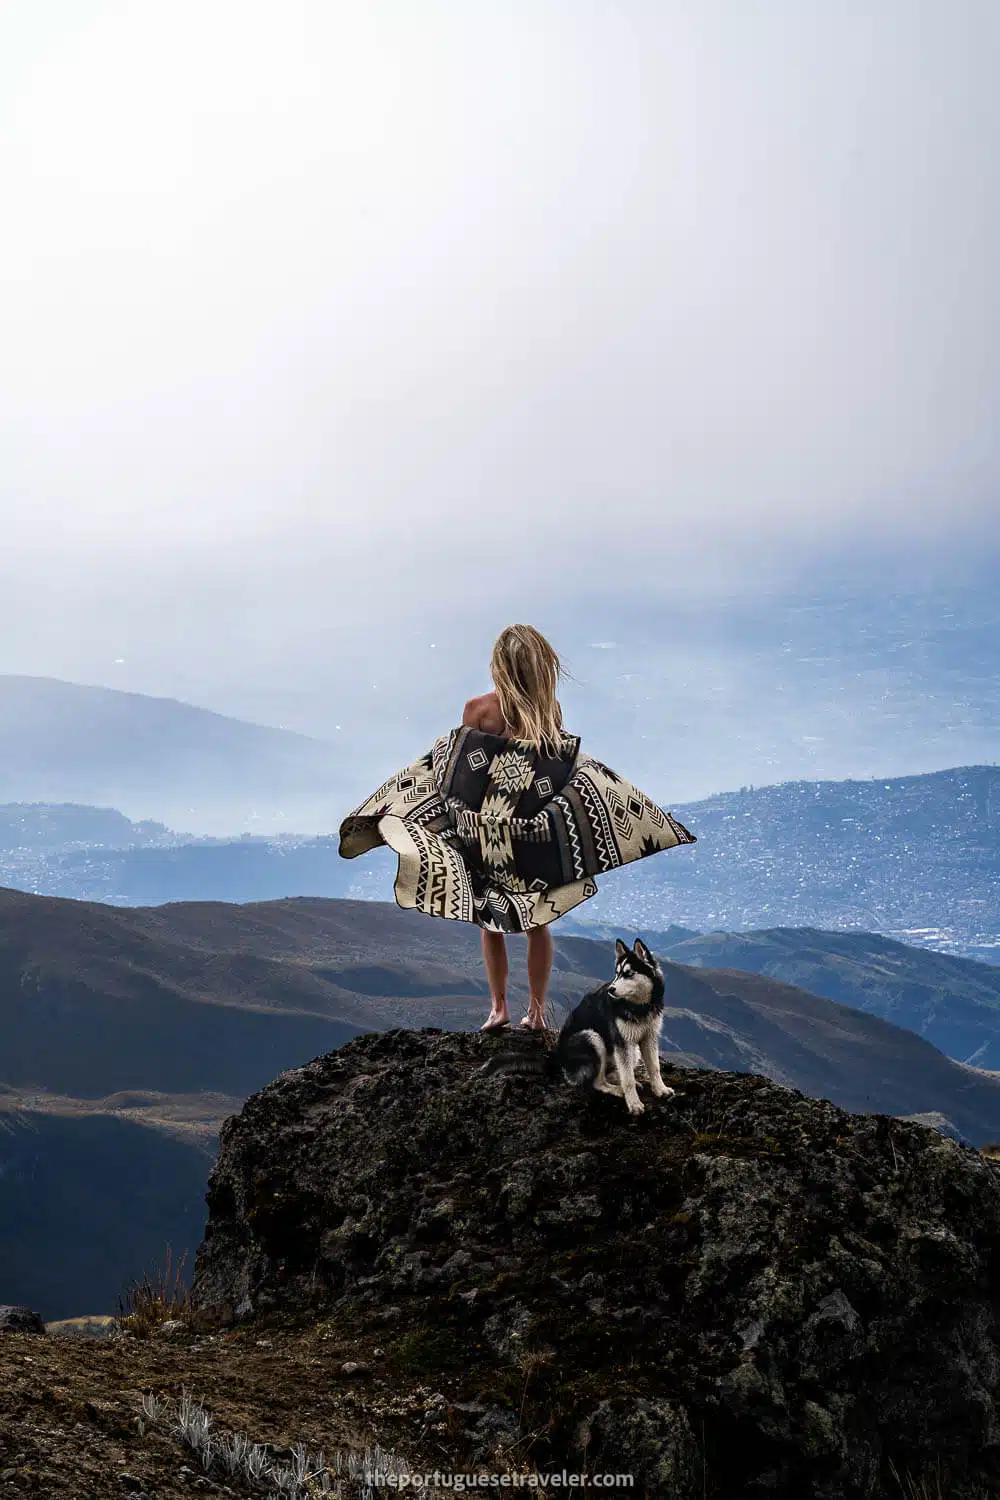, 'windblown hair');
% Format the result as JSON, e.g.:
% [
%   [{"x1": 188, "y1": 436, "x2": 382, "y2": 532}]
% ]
[{"x1": 490, "y1": 624, "x2": 565, "y2": 753}]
